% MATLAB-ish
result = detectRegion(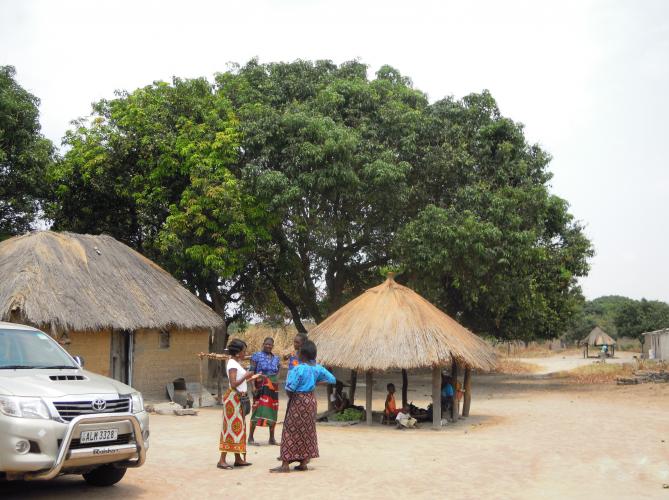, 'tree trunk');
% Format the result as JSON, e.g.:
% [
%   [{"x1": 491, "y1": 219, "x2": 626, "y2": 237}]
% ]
[
  {"x1": 263, "y1": 271, "x2": 308, "y2": 334},
  {"x1": 462, "y1": 367, "x2": 472, "y2": 417},
  {"x1": 401, "y1": 369, "x2": 408, "y2": 408}
]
